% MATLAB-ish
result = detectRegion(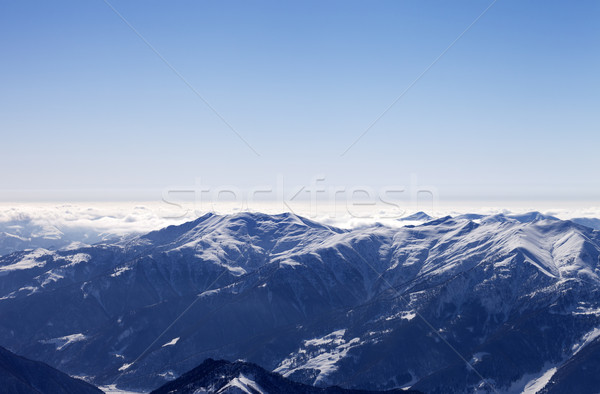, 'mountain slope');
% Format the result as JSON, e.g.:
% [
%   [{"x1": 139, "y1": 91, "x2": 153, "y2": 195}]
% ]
[
  {"x1": 0, "y1": 345, "x2": 102, "y2": 394},
  {"x1": 537, "y1": 335, "x2": 600, "y2": 394}
]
